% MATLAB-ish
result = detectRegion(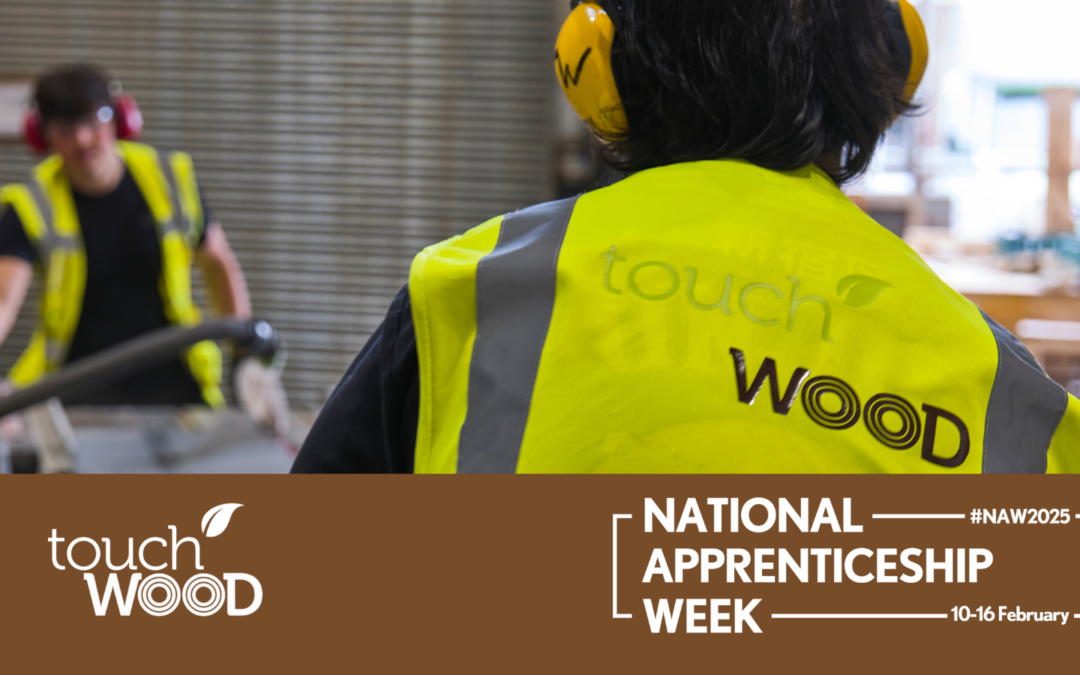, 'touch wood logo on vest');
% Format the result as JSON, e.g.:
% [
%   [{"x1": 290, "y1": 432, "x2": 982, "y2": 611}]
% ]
[
  {"x1": 602, "y1": 246, "x2": 852, "y2": 343},
  {"x1": 601, "y1": 248, "x2": 901, "y2": 346},
  {"x1": 730, "y1": 348, "x2": 970, "y2": 468}
]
